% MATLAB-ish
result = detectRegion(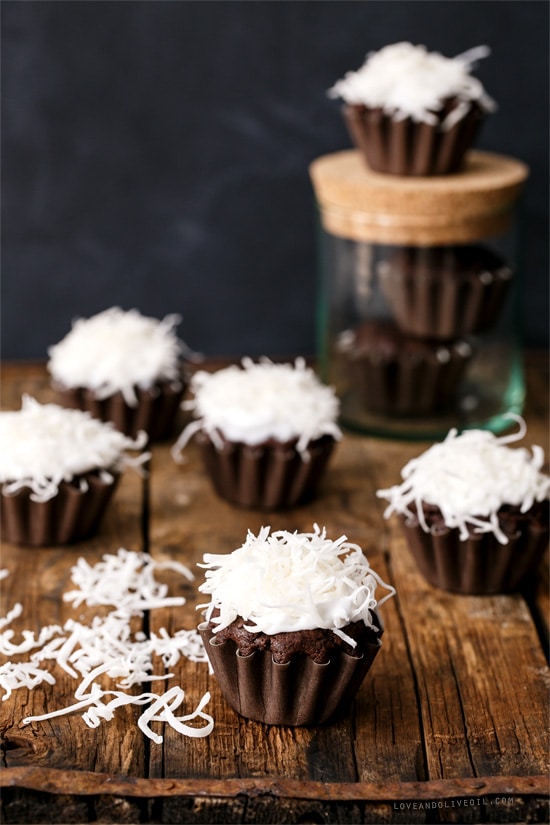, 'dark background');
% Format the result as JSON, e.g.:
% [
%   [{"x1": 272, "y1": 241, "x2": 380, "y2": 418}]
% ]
[{"x1": 2, "y1": 0, "x2": 548, "y2": 361}]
